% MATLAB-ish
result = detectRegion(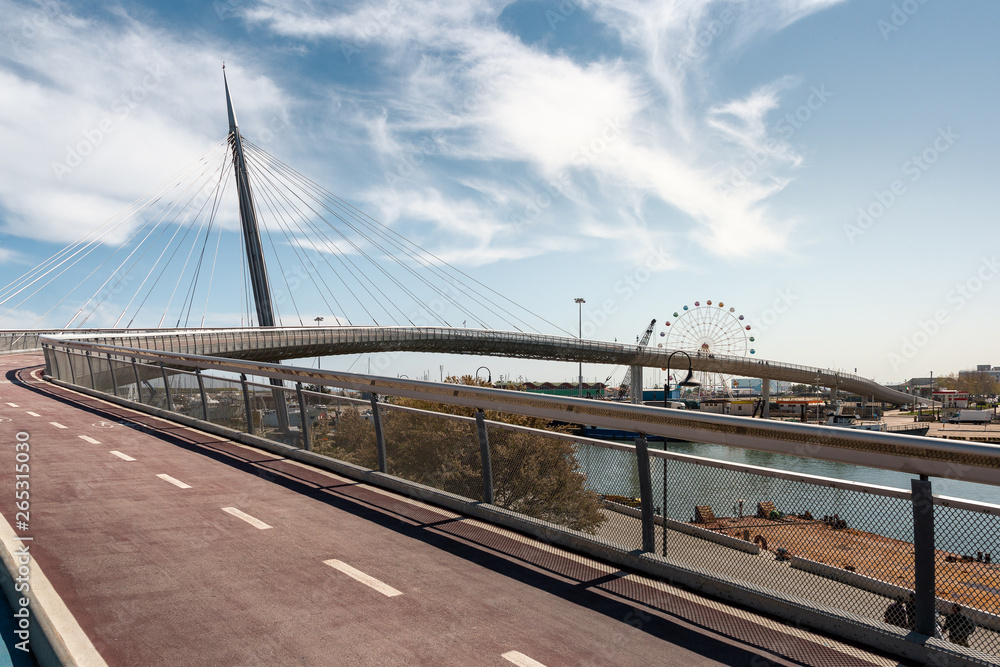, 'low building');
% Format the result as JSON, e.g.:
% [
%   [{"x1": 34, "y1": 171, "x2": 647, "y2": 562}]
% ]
[{"x1": 497, "y1": 381, "x2": 606, "y2": 399}]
